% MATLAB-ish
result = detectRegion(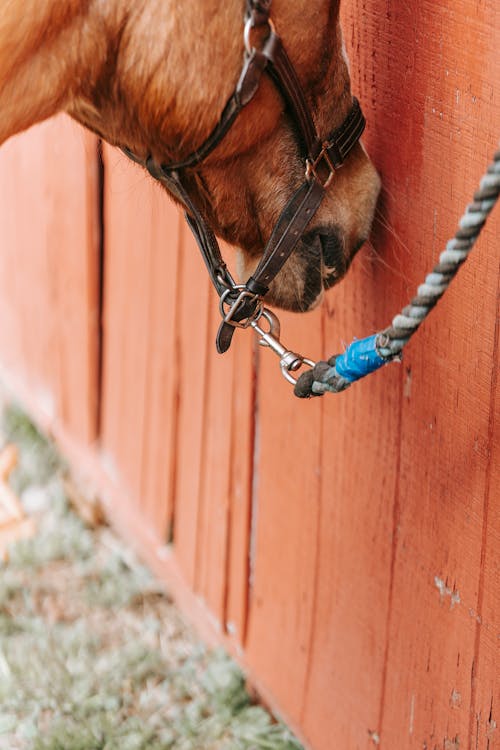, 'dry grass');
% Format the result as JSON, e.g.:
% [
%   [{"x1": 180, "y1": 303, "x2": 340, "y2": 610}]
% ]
[{"x1": 0, "y1": 404, "x2": 303, "y2": 750}]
